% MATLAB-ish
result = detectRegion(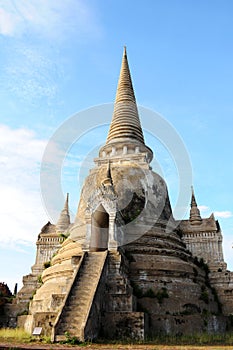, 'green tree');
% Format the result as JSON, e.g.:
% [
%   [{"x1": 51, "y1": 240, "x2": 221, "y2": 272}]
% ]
[{"x1": 0, "y1": 282, "x2": 12, "y2": 312}]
